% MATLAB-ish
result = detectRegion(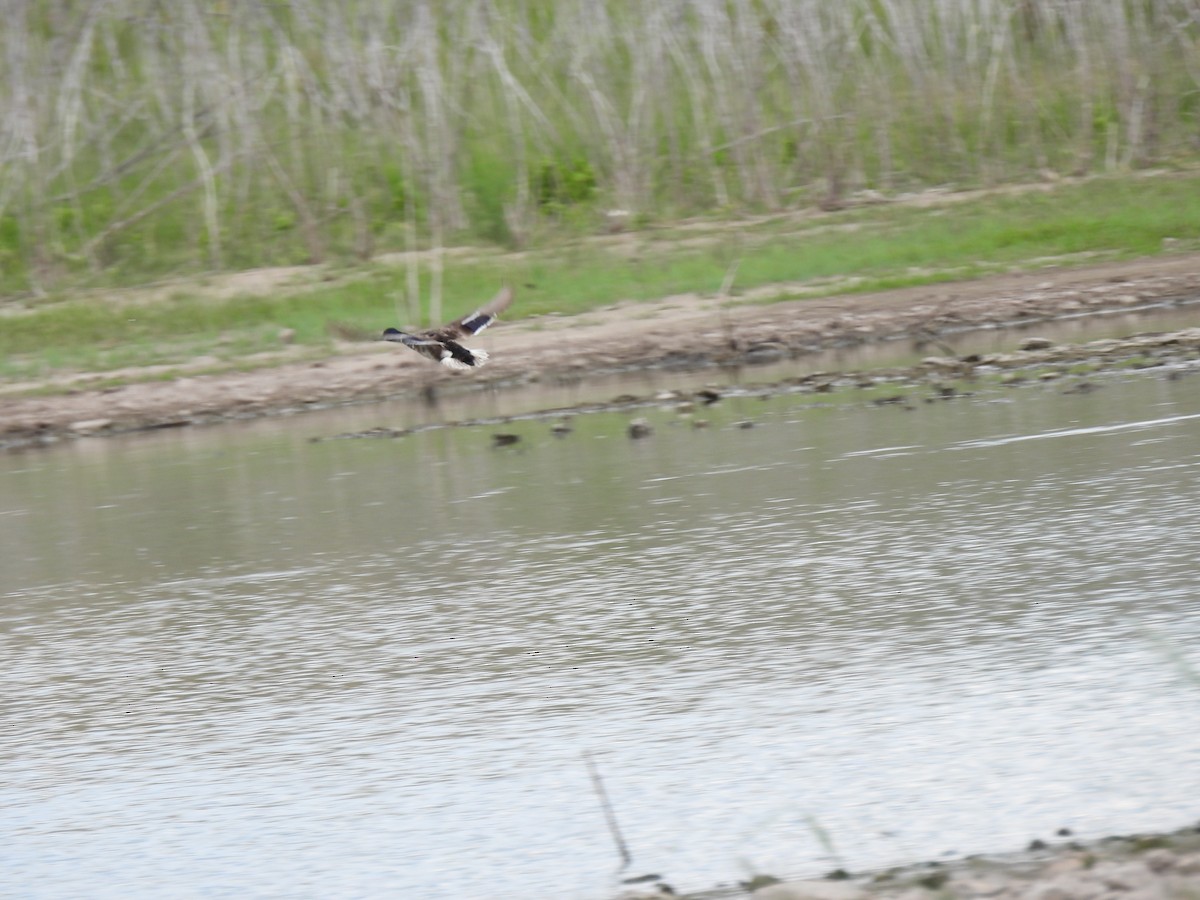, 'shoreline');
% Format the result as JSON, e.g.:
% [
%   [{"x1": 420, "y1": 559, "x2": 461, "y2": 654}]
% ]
[
  {"x1": 621, "y1": 822, "x2": 1200, "y2": 900},
  {"x1": 3, "y1": 253, "x2": 1200, "y2": 451}
]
